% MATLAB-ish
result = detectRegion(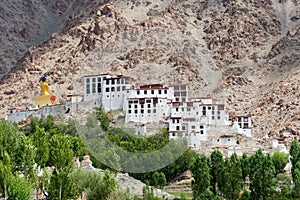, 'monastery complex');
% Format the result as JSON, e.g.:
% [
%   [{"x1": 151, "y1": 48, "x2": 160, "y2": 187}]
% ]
[{"x1": 6, "y1": 74, "x2": 288, "y2": 156}]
